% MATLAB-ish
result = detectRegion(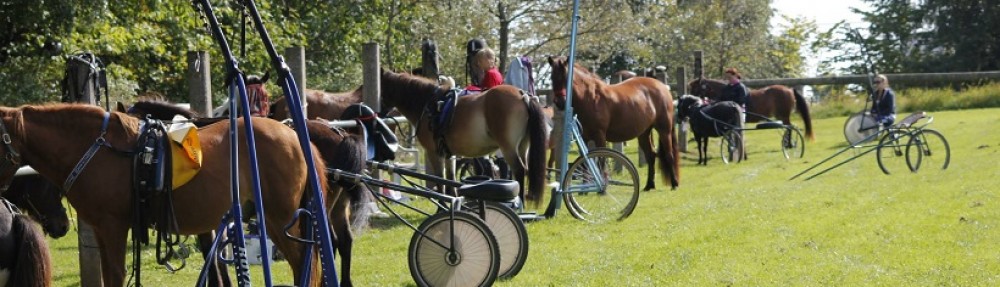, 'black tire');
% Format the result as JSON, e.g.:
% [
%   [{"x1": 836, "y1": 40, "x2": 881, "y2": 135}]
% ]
[
  {"x1": 906, "y1": 129, "x2": 950, "y2": 172},
  {"x1": 781, "y1": 127, "x2": 806, "y2": 159},
  {"x1": 876, "y1": 129, "x2": 912, "y2": 175},
  {"x1": 719, "y1": 130, "x2": 743, "y2": 164},
  {"x1": 408, "y1": 211, "x2": 500, "y2": 287},
  {"x1": 561, "y1": 147, "x2": 640, "y2": 223},
  {"x1": 463, "y1": 201, "x2": 529, "y2": 279}
]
